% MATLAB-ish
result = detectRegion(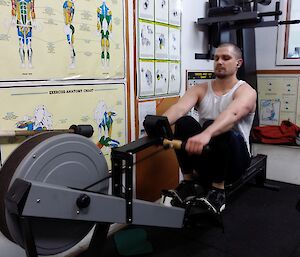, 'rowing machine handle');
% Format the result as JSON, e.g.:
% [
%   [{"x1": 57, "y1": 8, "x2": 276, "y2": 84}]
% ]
[{"x1": 163, "y1": 139, "x2": 210, "y2": 153}]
